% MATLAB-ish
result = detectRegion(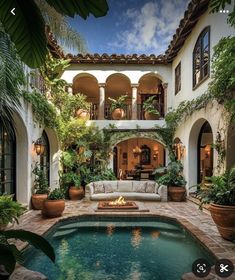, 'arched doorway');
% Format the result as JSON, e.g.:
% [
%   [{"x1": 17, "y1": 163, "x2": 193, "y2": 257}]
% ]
[
  {"x1": 40, "y1": 131, "x2": 50, "y2": 184},
  {"x1": 0, "y1": 121, "x2": 16, "y2": 197},
  {"x1": 114, "y1": 138, "x2": 165, "y2": 180},
  {"x1": 227, "y1": 123, "x2": 235, "y2": 169},
  {"x1": 198, "y1": 121, "x2": 213, "y2": 183}
]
